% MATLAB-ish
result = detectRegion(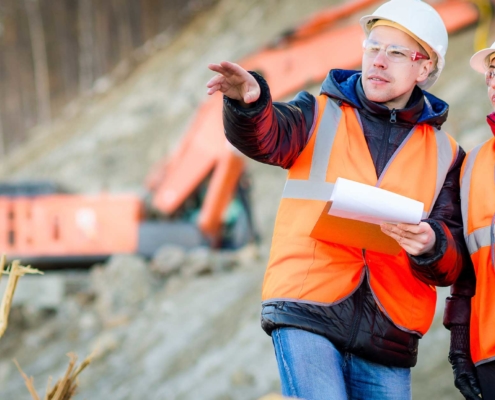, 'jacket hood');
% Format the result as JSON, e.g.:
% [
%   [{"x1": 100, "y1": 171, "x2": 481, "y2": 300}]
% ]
[{"x1": 320, "y1": 69, "x2": 449, "y2": 128}]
